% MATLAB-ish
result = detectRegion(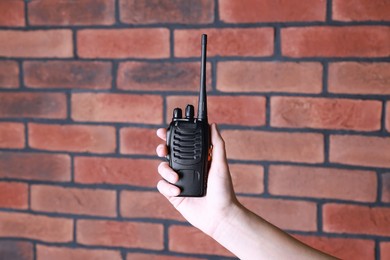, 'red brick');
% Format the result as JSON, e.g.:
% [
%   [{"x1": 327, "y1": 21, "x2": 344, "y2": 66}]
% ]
[
  {"x1": 0, "y1": 30, "x2": 72, "y2": 58},
  {"x1": 29, "y1": 0, "x2": 115, "y2": 25},
  {"x1": 329, "y1": 62, "x2": 390, "y2": 95},
  {"x1": 217, "y1": 61, "x2": 322, "y2": 94},
  {"x1": 120, "y1": 191, "x2": 183, "y2": 221},
  {"x1": 120, "y1": 127, "x2": 160, "y2": 155},
  {"x1": 282, "y1": 26, "x2": 390, "y2": 57},
  {"x1": 24, "y1": 61, "x2": 112, "y2": 89},
  {"x1": 28, "y1": 123, "x2": 116, "y2": 154},
  {"x1": 323, "y1": 204, "x2": 390, "y2": 236},
  {"x1": 71, "y1": 93, "x2": 163, "y2": 124},
  {"x1": 269, "y1": 165, "x2": 377, "y2": 202},
  {"x1": 77, "y1": 219, "x2": 163, "y2": 249},
  {"x1": 37, "y1": 245, "x2": 121, "y2": 260},
  {"x1": 0, "y1": 212, "x2": 73, "y2": 242},
  {"x1": 126, "y1": 253, "x2": 204, "y2": 260},
  {"x1": 219, "y1": 0, "x2": 326, "y2": 23},
  {"x1": 169, "y1": 225, "x2": 233, "y2": 256},
  {"x1": 167, "y1": 96, "x2": 266, "y2": 126},
  {"x1": 382, "y1": 172, "x2": 390, "y2": 203},
  {"x1": 387, "y1": 102, "x2": 390, "y2": 132},
  {"x1": 229, "y1": 164, "x2": 264, "y2": 194},
  {"x1": 0, "y1": 1, "x2": 25, "y2": 27},
  {"x1": 74, "y1": 157, "x2": 160, "y2": 187},
  {"x1": 223, "y1": 130, "x2": 324, "y2": 163},
  {"x1": 117, "y1": 61, "x2": 212, "y2": 91},
  {"x1": 0, "y1": 182, "x2": 28, "y2": 209},
  {"x1": 238, "y1": 197, "x2": 317, "y2": 231},
  {"x1": 0, "y1": 61, "x2": 19, "y2": 88},
  {"x1": 0, "y1": 92, "x2": 67, "y2": 119},
  {"x1": 31, "y1": 185, "x2": 116, "y2": 217},
  {"x1": 78, "y1": 28, "x2": 169, "y2": 58},
  {"x1": 333, "y1": 0, "x2": 390, "y2": 21},
  {"x1": 175, "y1": 28, "x2": 273, "y2": 57},
  {"x1": 0, "y1": 152, "x2": 71, "y2": 182},
  {"x1": 330, "y1": 135, "x2": 390, "y2": 168},
  {"x1": 0, "y1": 241, "x2": 33, "y2": 260},
  {"x1": 120, "y1": 0, "x2": 214, "y2": 24},
  {"x1": 381, "y1": 242, "x2": 390, "y2": 260},
  {"x1": 270, "y1": 96, "x2": 382, "y2": 131},
  {"x1": 294, "y1": 235, "x2": 375, "y2": 260},
  {"x1": 0, "y1": 122, "x2": 24, "y2": 149}
]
